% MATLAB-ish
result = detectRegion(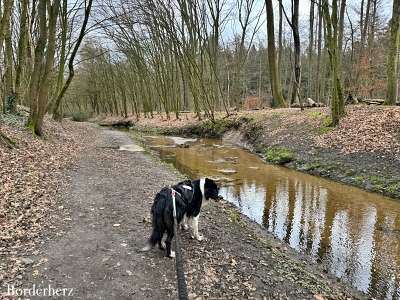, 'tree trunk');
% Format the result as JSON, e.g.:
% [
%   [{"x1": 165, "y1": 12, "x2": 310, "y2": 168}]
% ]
[
  {"x1": 0, "y1": 0, "x2": 13, "y2": 60},
  {"x1": 308, "y1": 0, "x2": 315, "y2": 98},
  {"x1": 49, "y1": 0, "x2": 67, "y2": 116},
  {"x1": 28, "y1": 0, "x2": 61, "y2": 135},
  {"x1": 338, "y1": 0, "x2": 346, "y2": 62},
  {"x1": 278, "y1": 2, "x2": 283, "y2": 82},
  {"x1": 322, "y1": 0, "x2": 344, "y2": 126},
  {"x1": 291, "y1": 0, "x2": 301, "y2": 106},
  {"x1": 1, "y1": 0, "x2": 14, "y2": 113},
  {"x1": 15, "y1": 0, "x2": 29, "y2": 107},
  {"x1": 265, "y1": 0, "x2": 286, "y2": 107},
  {"x1": 385, "y1": 0, "x2": 400, "y2": 105},
  {"x1": 337, "y1": 0, "x2": 346, "y2": 114},
  {"x1": 316, "y1": 0, "x2": 323, "y2": 102},
  {"x1": 4, "y1": 0, "x2": 15, "y2": 113},
  {"x1": 361, "y1": 0, "x2": 371, "y2": 49}
]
